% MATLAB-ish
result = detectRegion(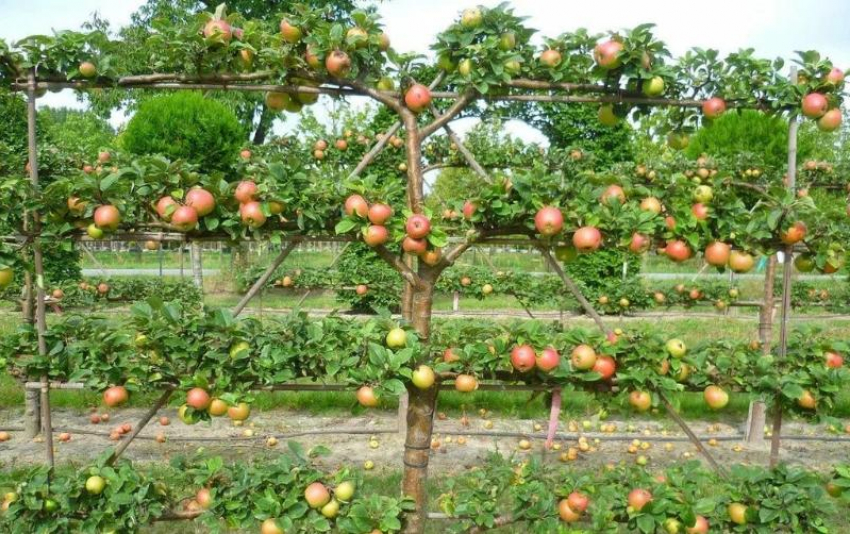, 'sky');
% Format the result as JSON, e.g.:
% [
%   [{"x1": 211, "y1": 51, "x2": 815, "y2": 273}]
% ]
[{"x1": 3, "y1": 0, "x2": 850, "y2": 143}]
